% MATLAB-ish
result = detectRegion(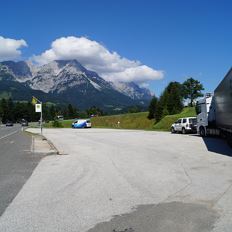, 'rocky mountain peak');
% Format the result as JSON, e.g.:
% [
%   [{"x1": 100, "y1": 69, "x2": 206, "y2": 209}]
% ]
[{"x1": 0, "y1": 59, "x2": 152, "y2": 110}]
